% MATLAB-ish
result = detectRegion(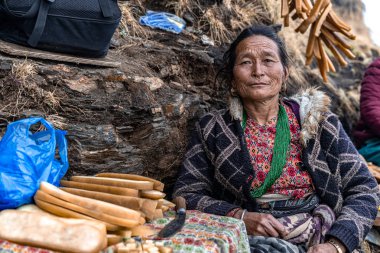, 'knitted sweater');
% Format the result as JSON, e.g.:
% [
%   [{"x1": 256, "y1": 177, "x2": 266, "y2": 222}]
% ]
[
  {"x1": 173, "y1": 88, "x2": 380, "y2": 252},
  {"x1": 354, "y1": 57, "x2": 380, "y2": 147}
]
